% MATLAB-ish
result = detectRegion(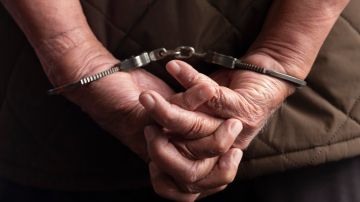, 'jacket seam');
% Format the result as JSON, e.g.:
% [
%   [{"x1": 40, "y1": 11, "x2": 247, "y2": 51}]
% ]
[
  {"x1": 251, "y1": 100, "x2": 360, "y2": 162},
  {"x1": 114, "y1": 0, "x2": 158, "y2": 54},
  {"x1": 205, "y1": 0, "x2": 259, "y2": 35},
  {"x1": 305, "y1": 83, "x2": 353, "y2": 116},
  {"x1": 207, "y1": 26, "x2": 239, "y2": 50},
  {"x1": 256, "y1": 136, "x2": 300, "y2": 167},
  {"x1": 249, "y1": 92, "x2": 360, "y2": 163},
  {"x1": 249, "y1": 88, "x2": 360, "y2": 162},
  {"x1": 245, "y1": 126, "x2": 360, "y2": 163},
  {"x1": 204, "y1": 1, "x2": 242, "y2": 35},
  {"x1": 301, "y1": 84, "x2": 360, "y2": 130},
  {"x1": 81, "y1": 0, "x2": 146, "y2": 50},
  {"x1": 349, "y1": 114, "x2": 360, "y2": 126},
  {"x1": 340, "y1": 15, "x2": 360, "y2": 34},
  {"x1": 309, "y1": 94, "x2": 360, "y2": 164}
]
